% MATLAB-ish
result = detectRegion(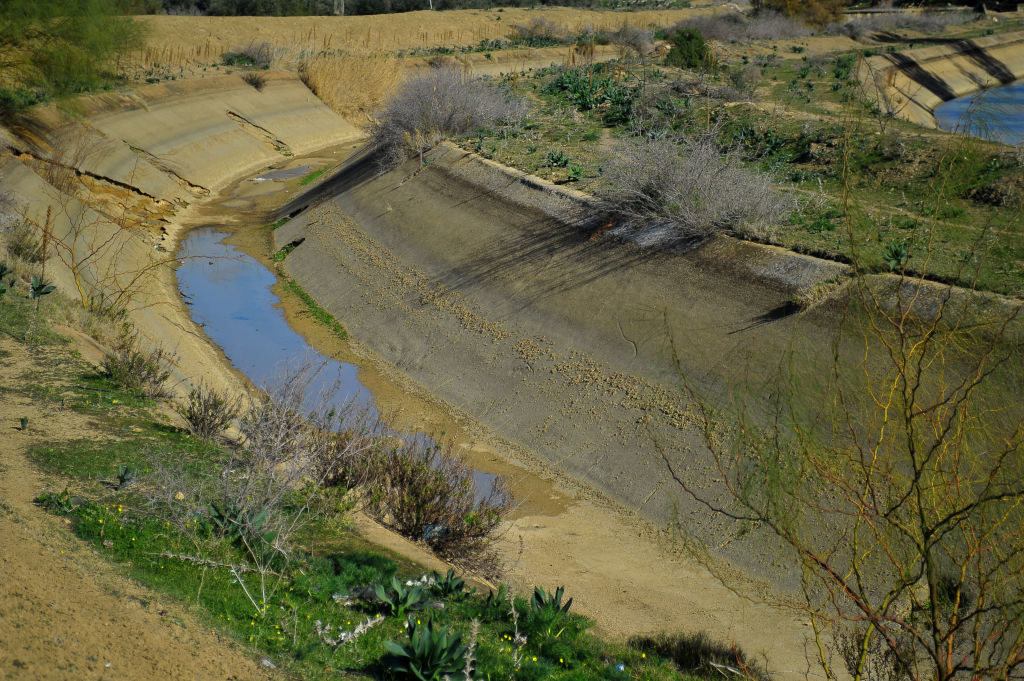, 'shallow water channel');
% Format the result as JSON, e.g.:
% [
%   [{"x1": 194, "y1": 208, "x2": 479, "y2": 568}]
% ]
[
  {"x1": 934, "y1": 80, "x2": 1024, "y2": 145},
  {"x1": 176, "y1": 226, "x2": 498, "y2": 499}
]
